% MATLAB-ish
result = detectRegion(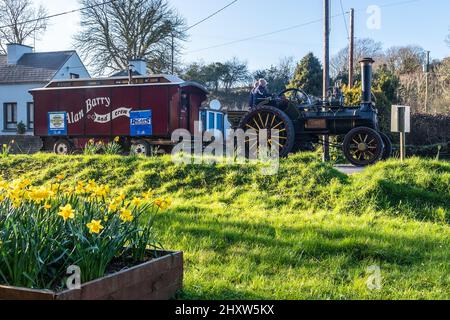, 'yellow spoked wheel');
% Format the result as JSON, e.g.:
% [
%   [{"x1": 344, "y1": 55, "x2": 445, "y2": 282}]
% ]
[
  {"x1": 343, "y1": 127, "x2": 384, "y2": 167},
  {"x1": 239, "y1": 106, "x2": 295, "y2": 158}
]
